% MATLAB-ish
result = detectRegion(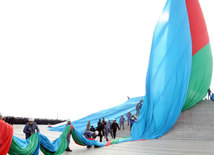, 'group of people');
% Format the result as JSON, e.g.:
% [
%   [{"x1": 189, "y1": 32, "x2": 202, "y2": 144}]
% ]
[
  {"x1": 83, "y1": 104, "x2": 142, "y2": 147},
  {"x1": 126, "y1": 112, "x2": 137, "y2": 130},
  {"x1": 0, "y1": 99, "x2": 144, "y2": 152},
  {"x1": 21, "y1": 100, "x2": 143, "y2": 151},
  {"x1": 0, "y1": 114, "x2": 72, "y2": 152},
  {"x1": 84, "y1": 117, "x2": 120, "y2": 144},
  {"x1": 23, "y1": 118, "x2": 72, "y2": 152}
]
